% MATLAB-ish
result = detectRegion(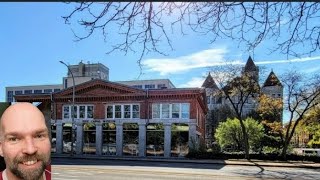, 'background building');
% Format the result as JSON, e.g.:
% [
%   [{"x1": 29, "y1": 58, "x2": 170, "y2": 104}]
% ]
[
  {"x1": 5, "y1": 62, "x2": 174, "y2": 102},
  {"x1": 202, "y1": 56, "x2": 283, "y2": 147}
]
